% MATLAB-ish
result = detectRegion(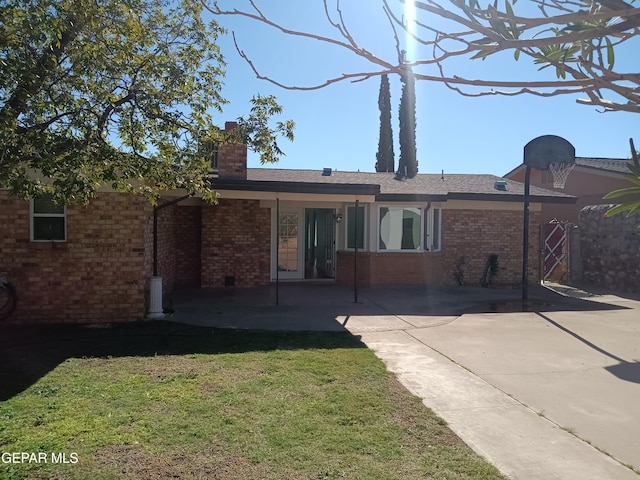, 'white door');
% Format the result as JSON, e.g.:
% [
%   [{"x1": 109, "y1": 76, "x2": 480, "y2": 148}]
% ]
[{"x1": 274, "y1": 209, "x2": 304, "y2": 280}]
